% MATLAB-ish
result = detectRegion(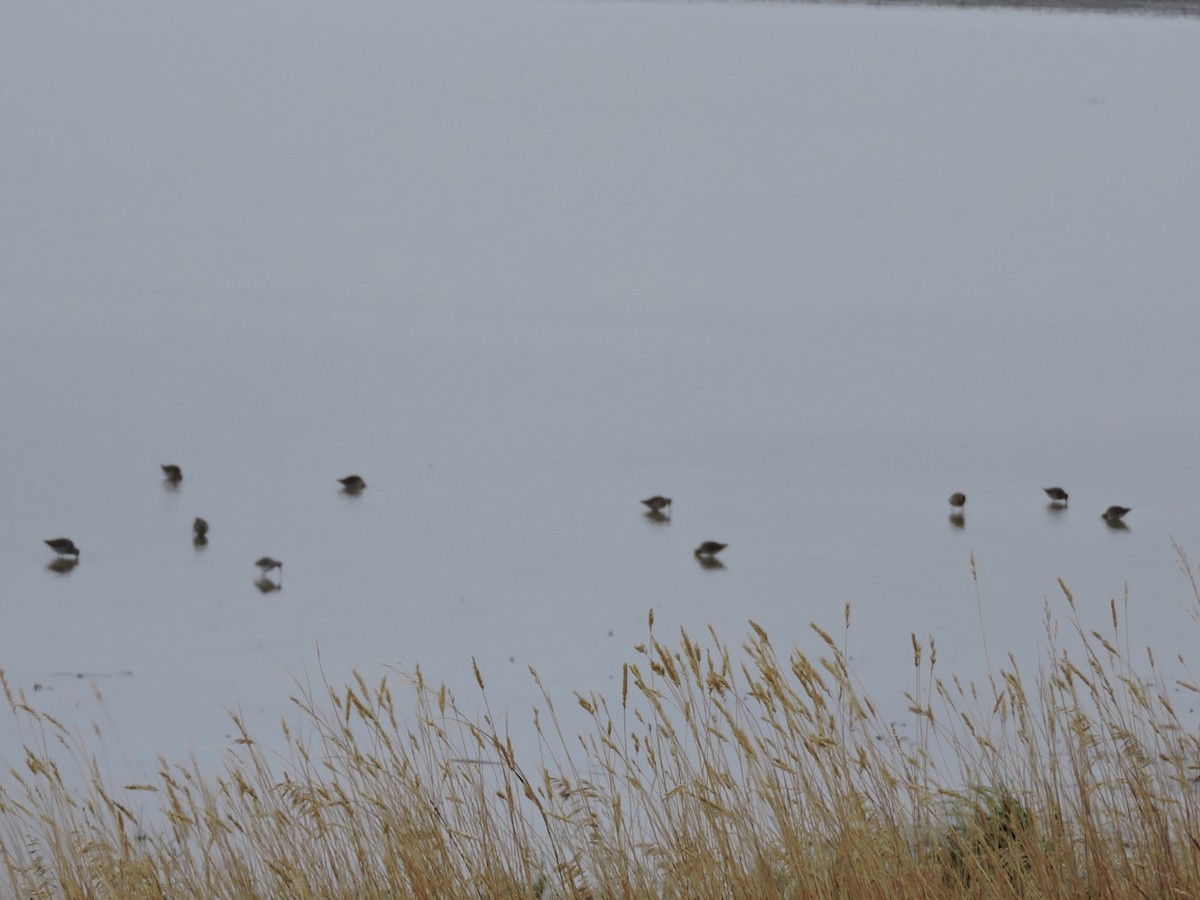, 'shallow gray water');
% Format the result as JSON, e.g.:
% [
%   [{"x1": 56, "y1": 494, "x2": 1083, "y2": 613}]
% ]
[{"x1": 1, "y1": 0, "x2": 1199, "y2": 774}]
